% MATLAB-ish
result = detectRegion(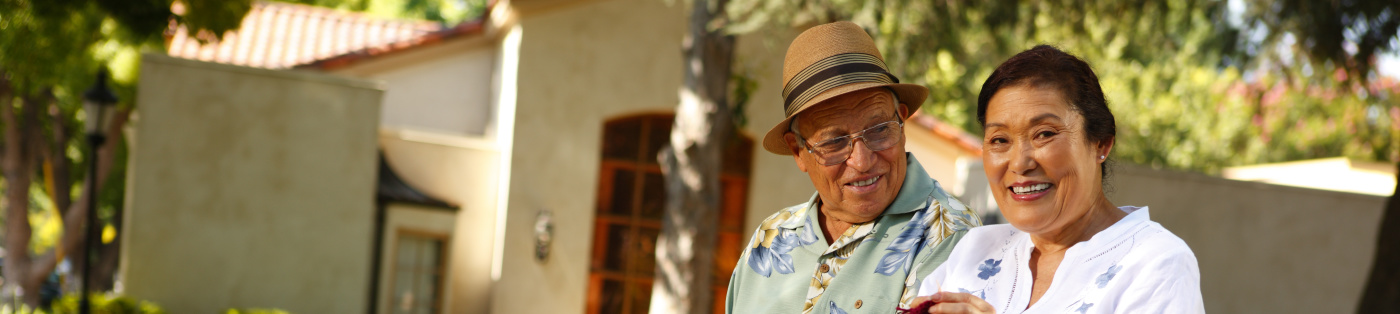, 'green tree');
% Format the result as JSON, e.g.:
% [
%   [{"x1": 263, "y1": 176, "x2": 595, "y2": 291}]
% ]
[
  {"x1": 724, "y1": 0, "x2": 1399, "y2": 173},
  {"x1": 301, "y1": 0, "x2": 487, "y2": 24},
  {"x1": 727, "y1": 0, "x2": 1255, "y2": 172},
  {"x1": 1230, "y1": 2, "x2": 1400, "y2": 310}
]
